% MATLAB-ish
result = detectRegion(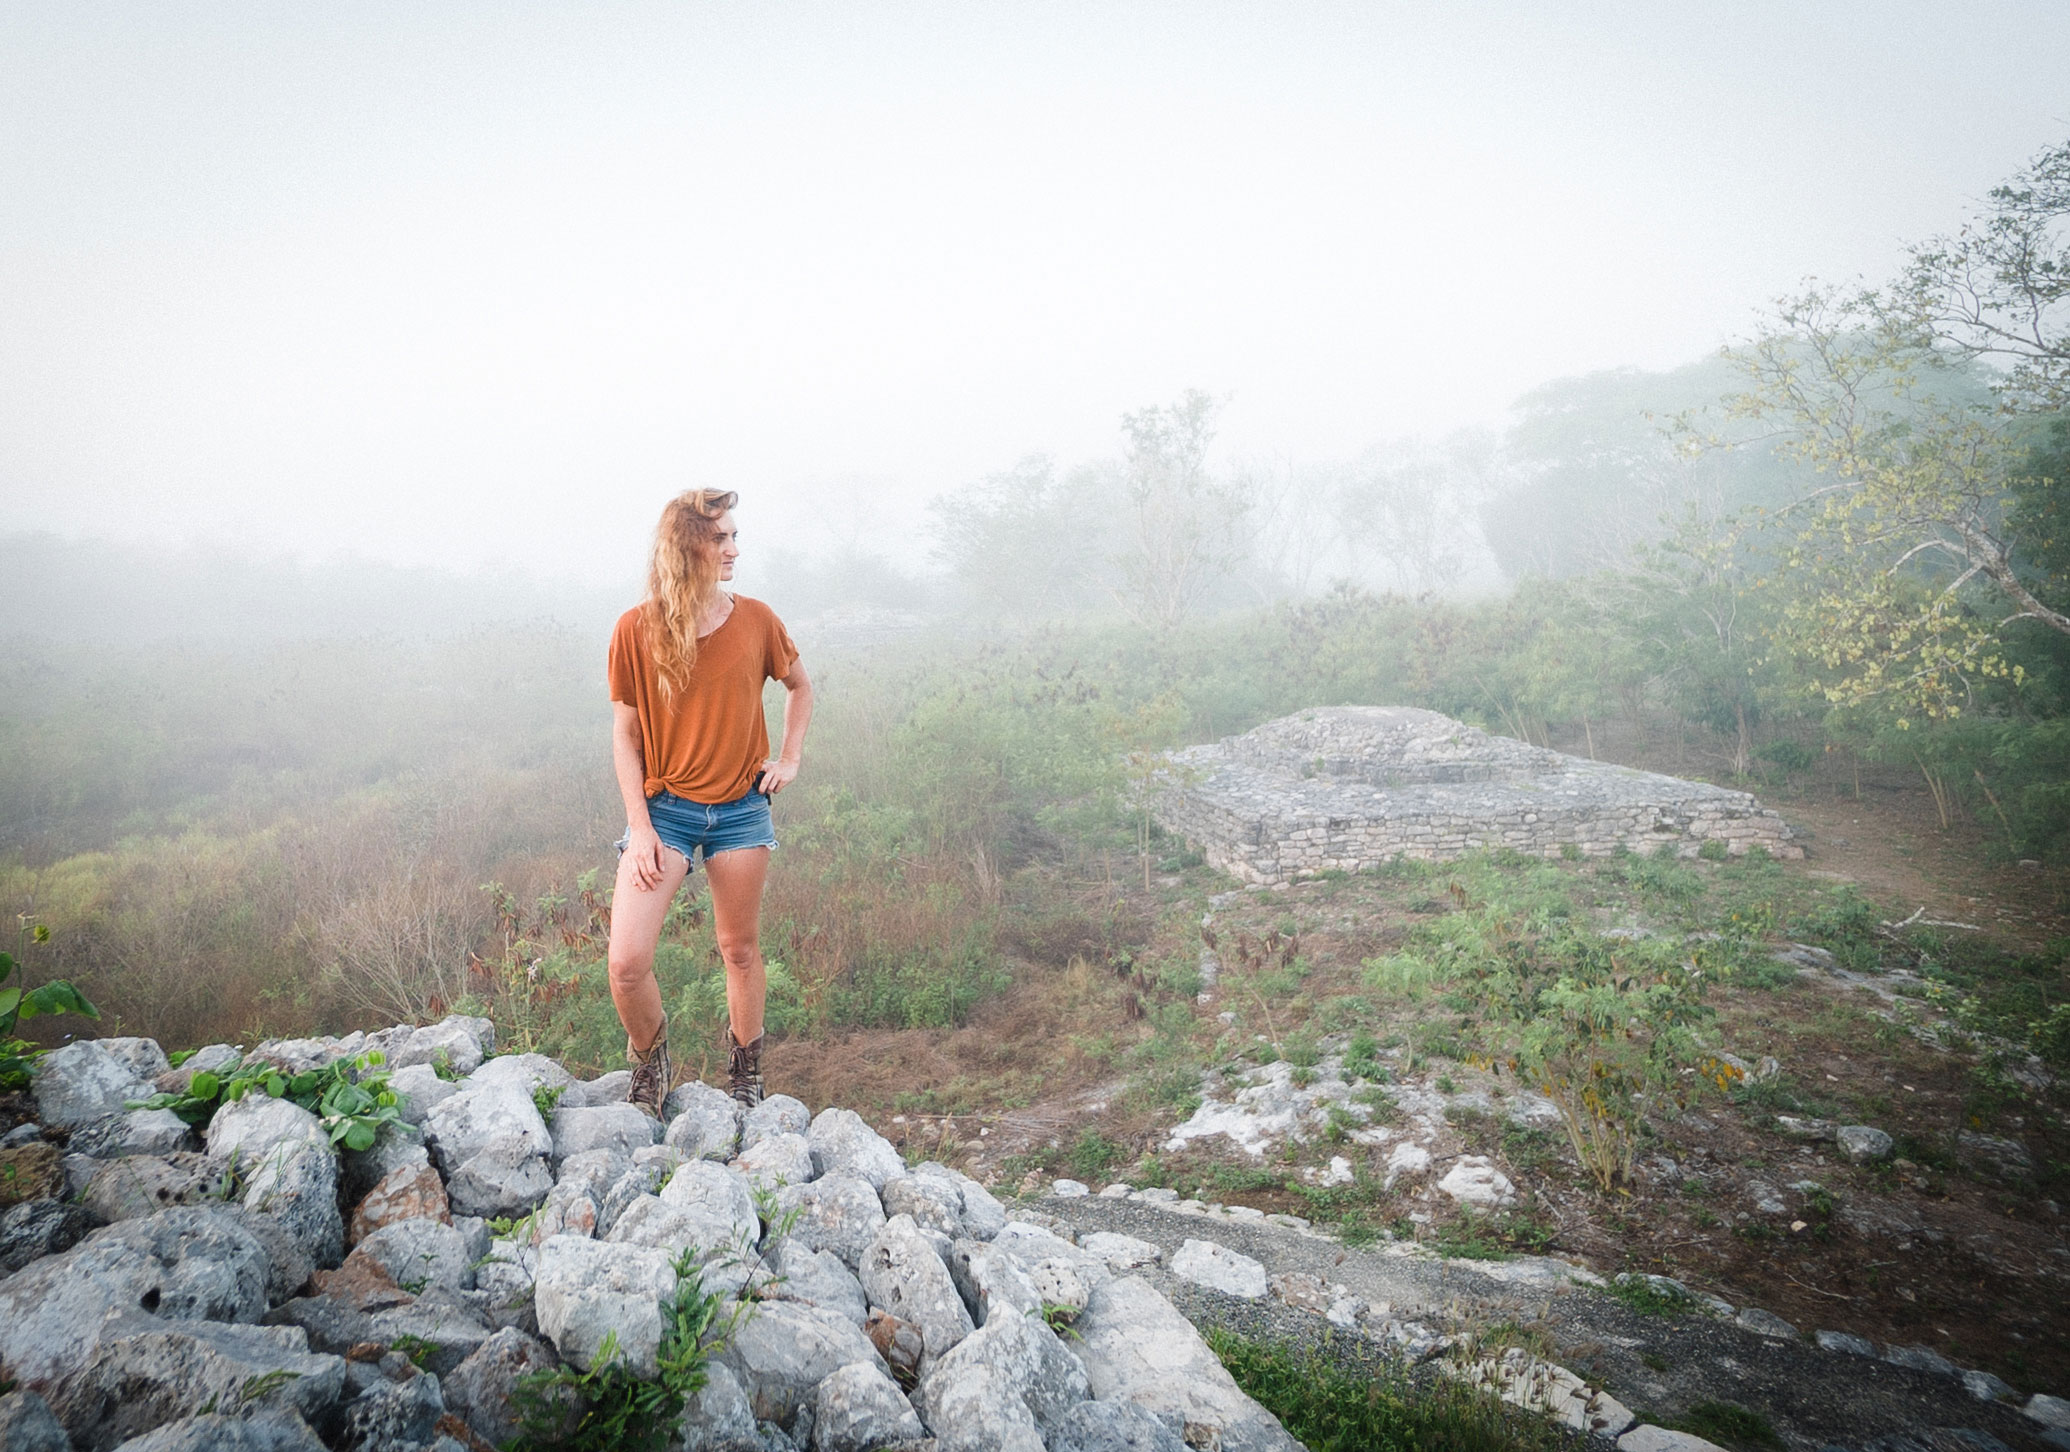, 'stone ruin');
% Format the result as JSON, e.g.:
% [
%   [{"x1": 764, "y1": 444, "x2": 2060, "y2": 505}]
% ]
[
  {"x1": 0, "y1": 1016, "x2": 1299, "y2": 1452},
  {"x1": 1153, "y1": 706, "x2": 1800, "y2": 887}
]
